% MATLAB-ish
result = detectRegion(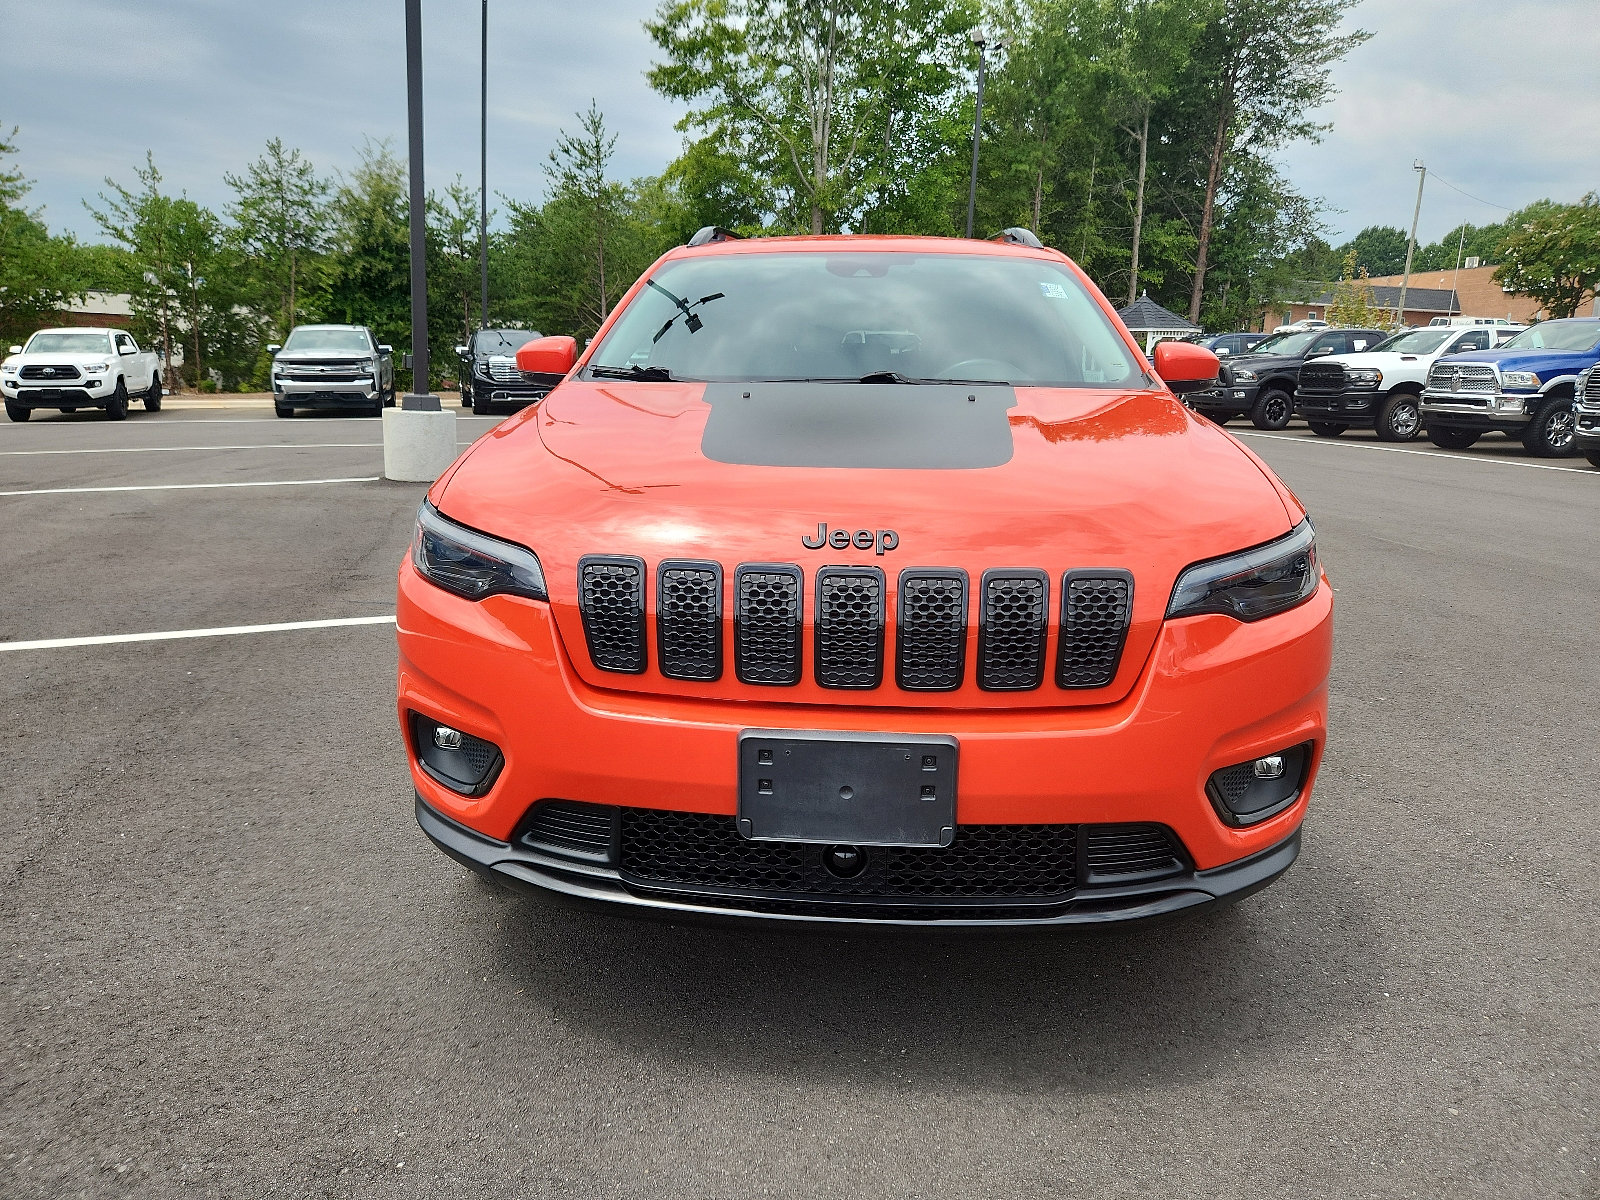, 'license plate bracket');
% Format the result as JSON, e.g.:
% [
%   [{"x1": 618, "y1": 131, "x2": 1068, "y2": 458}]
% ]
[{"x1": 736, "y1": 729, "x2": 958, "y2": 847}]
